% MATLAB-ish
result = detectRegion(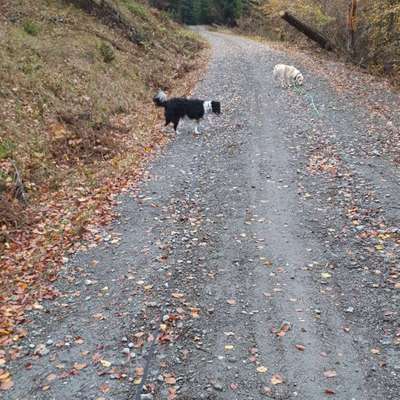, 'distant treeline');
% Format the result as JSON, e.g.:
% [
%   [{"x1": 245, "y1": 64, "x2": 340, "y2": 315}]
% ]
[{"x1": 149, "y1": 0, "x2": 246, "y2": 25}]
